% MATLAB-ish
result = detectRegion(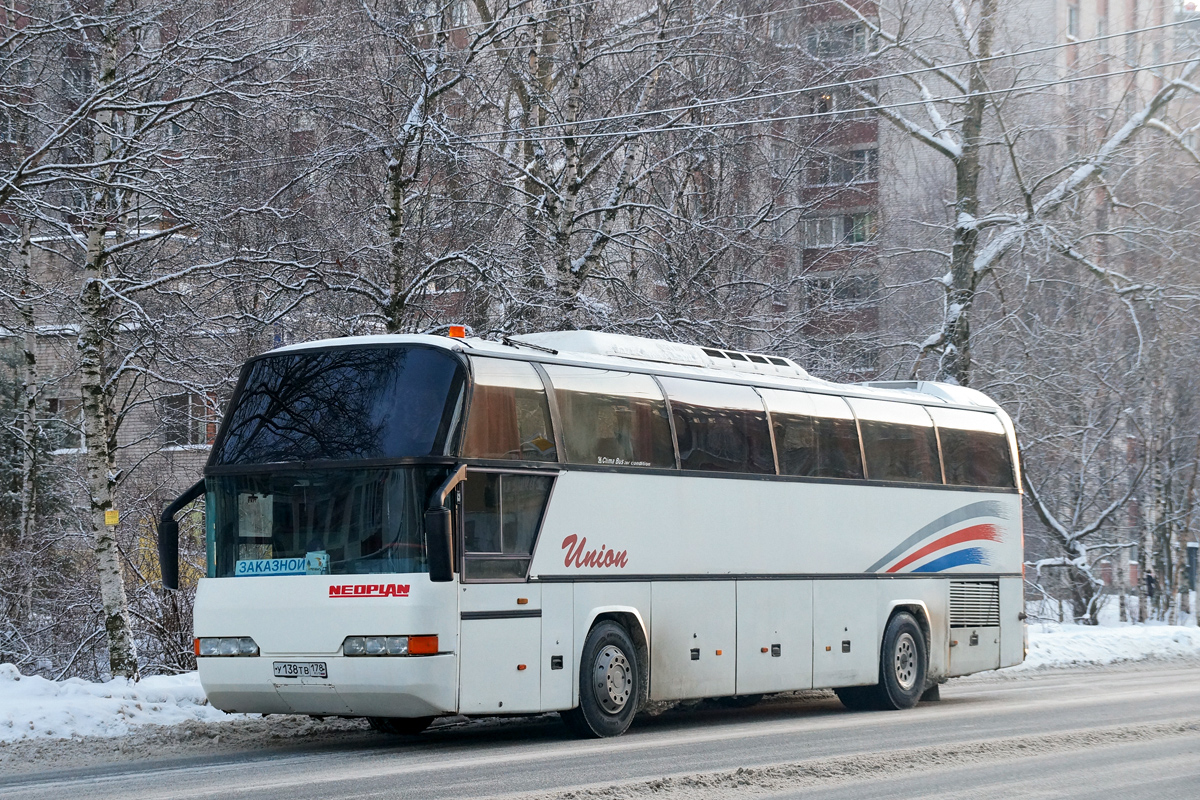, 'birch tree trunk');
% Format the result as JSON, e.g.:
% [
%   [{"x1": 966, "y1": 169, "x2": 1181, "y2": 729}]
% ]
[{"x1": 78, "y1": 12, "x2": 139, "y2": 680}]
